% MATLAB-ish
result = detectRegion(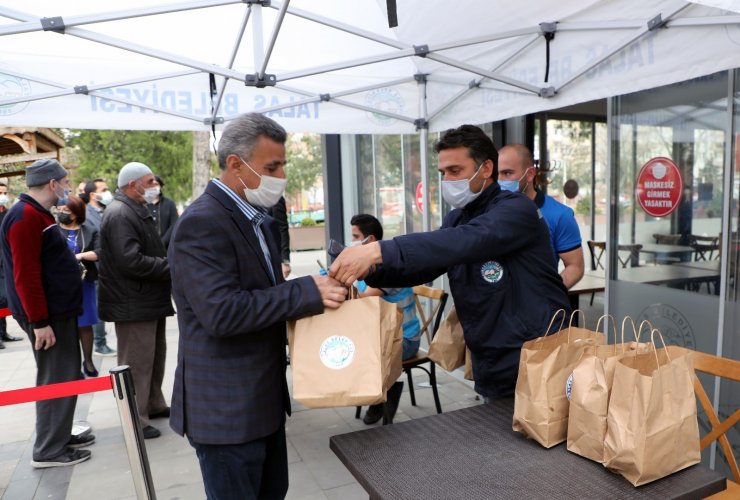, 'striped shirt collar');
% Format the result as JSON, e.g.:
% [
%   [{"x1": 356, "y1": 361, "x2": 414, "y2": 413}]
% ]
[{"x1": 211, "y1": 178, "x2": 266, "y2": 225}]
